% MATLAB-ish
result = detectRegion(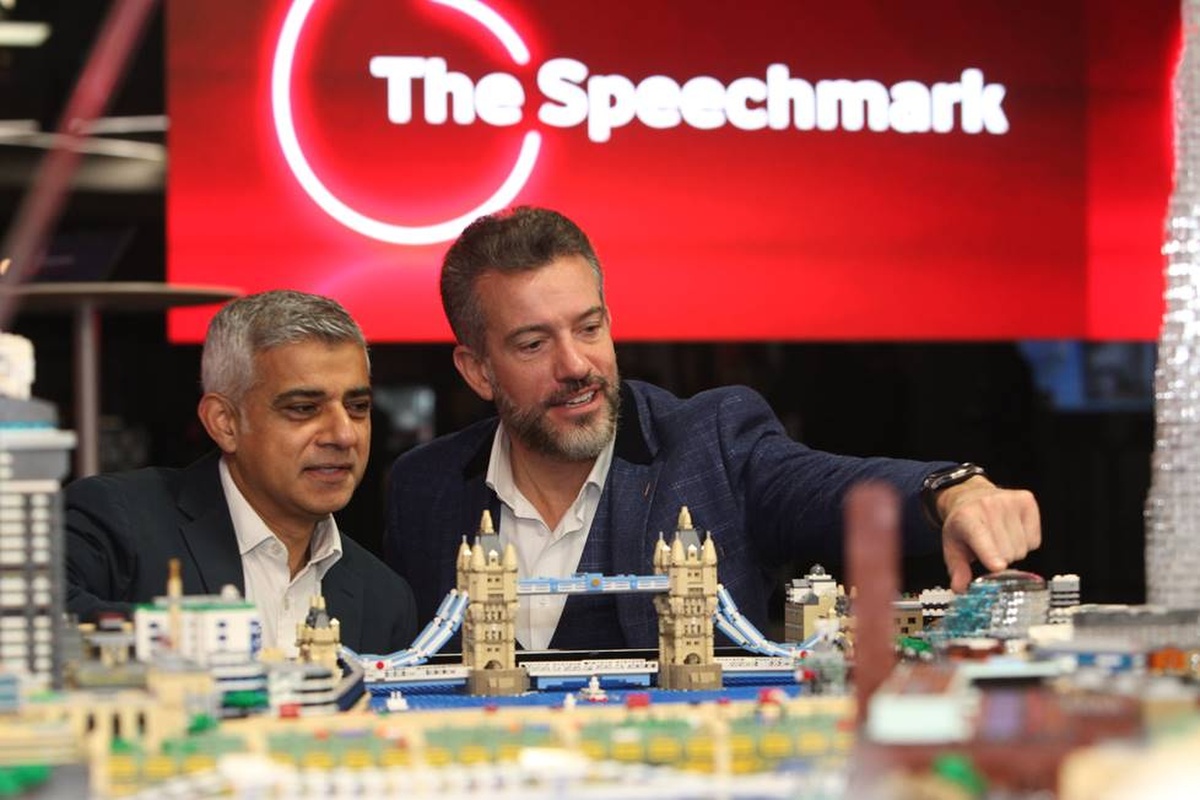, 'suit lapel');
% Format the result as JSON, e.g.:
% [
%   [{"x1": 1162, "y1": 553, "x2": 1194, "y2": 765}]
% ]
[
  {"x1": 607, "y1": 383, "x2": 665, "y2": 647},
  {"x1": 607, "y1": 458, "x2": 660, "y2": 575},
  {"x1": 460, "y1": 425, "x2": 502, "y2": 547},
  {"x1": 609, "y1": 382, "x2": 661, "y2": 575},
  {"x1": 464, "y1": 478, "x2": 501, "y2": 542},
  {"x1": 322, "y1": 560, "x2": 364, "y2": 651},
  {"x1": 176, "y1": 454, "x2": 245, "y2": 596},
  {"x1": 426, "y1": 437, "x2": 500, "y2": 651}
]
